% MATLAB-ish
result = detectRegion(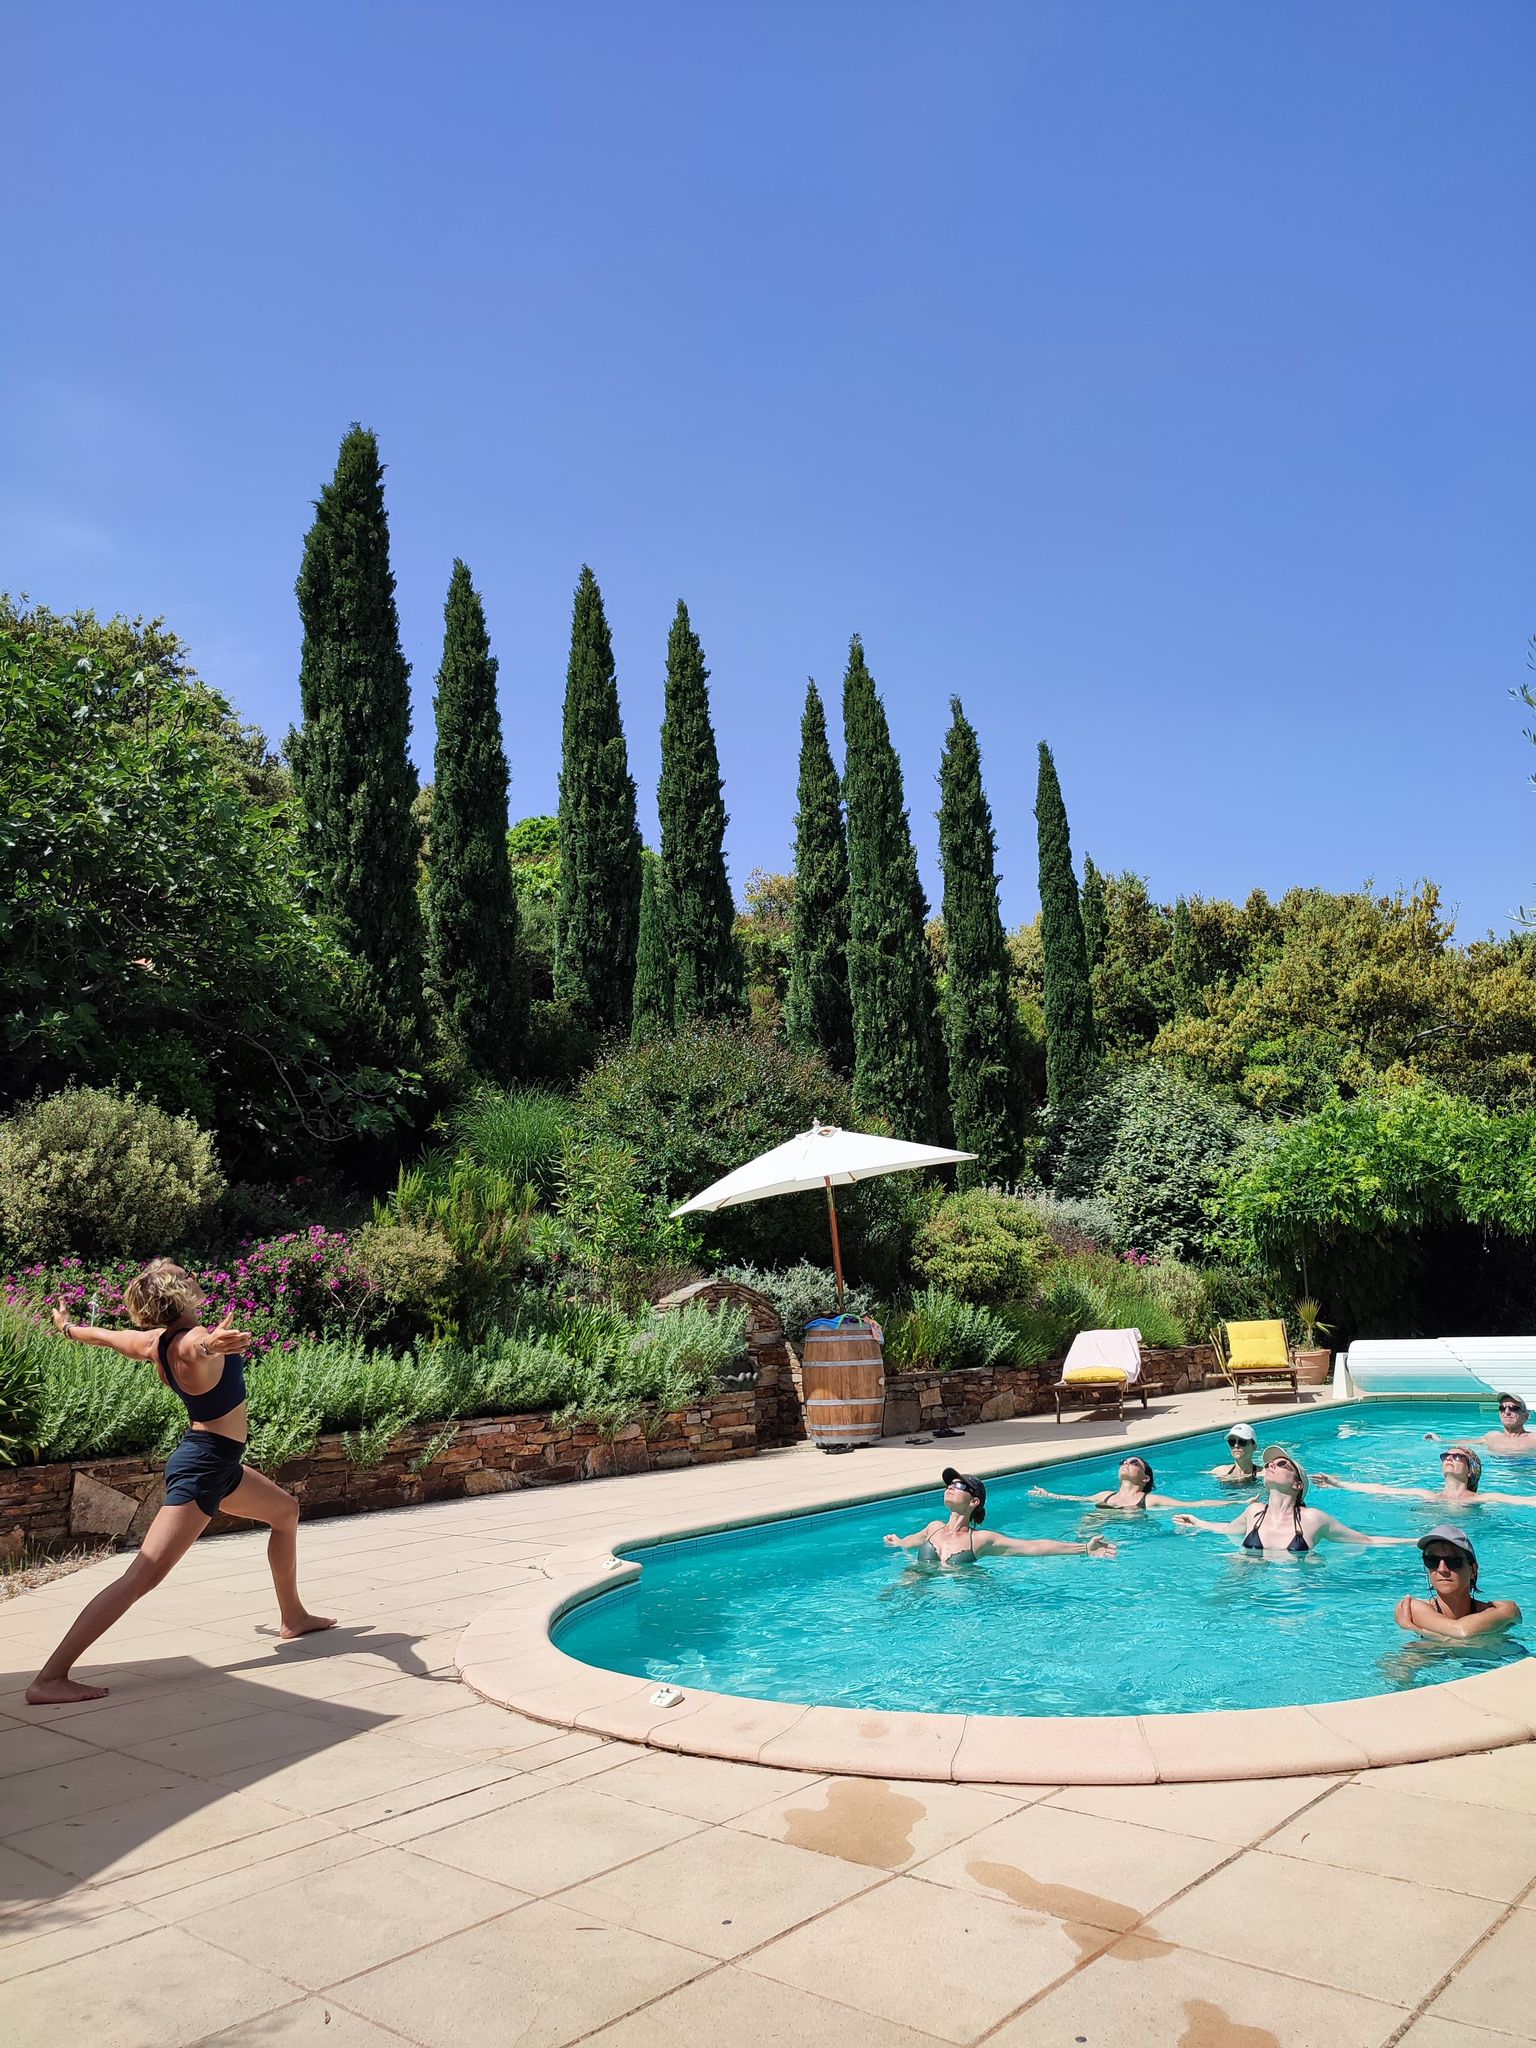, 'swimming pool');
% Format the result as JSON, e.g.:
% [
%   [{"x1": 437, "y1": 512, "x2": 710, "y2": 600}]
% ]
[{"x1": 553, "y1": 1402, "x2": 1535, "y2": 1716}]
